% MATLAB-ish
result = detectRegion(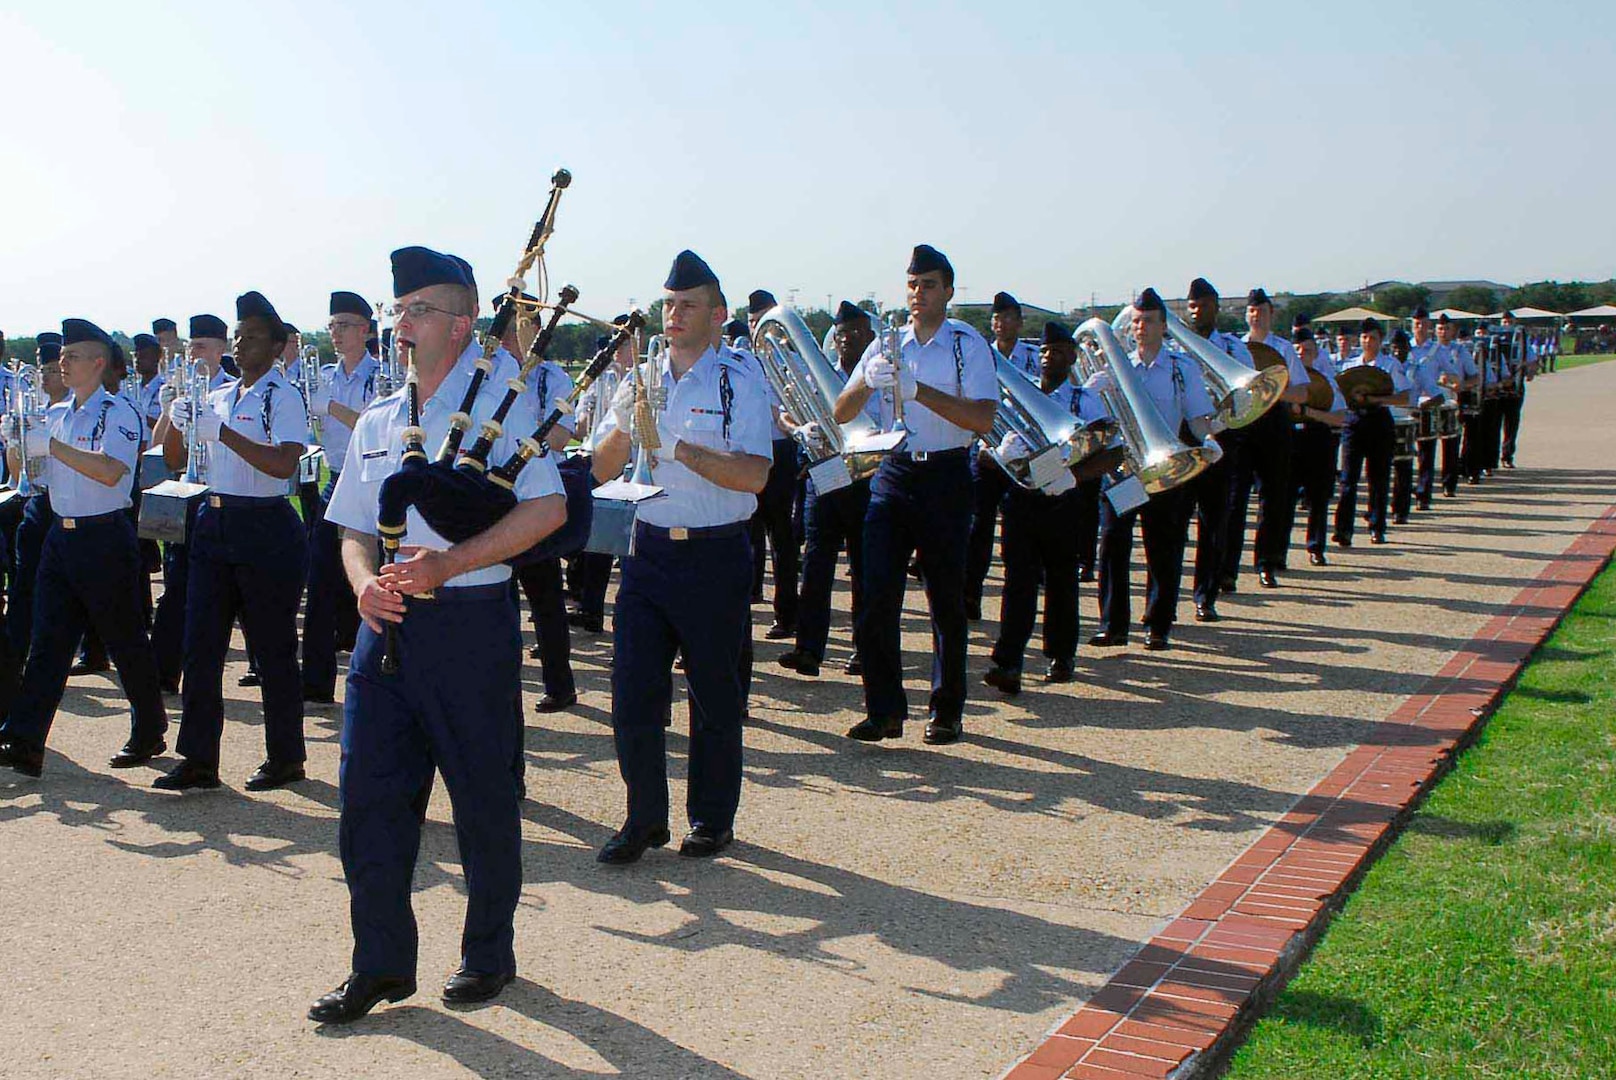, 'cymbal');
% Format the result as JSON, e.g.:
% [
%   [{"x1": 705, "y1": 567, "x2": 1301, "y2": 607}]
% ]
[
  {"x1": 1247, "y1": 340, "x2": 1287, "y2": 371},
  {"x1": 1336, "y1": 365, "x2": 1393, "y2": 403},
  {"x1": 1303, "y1": 368, "x2": 1335, "y2": 410}
]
